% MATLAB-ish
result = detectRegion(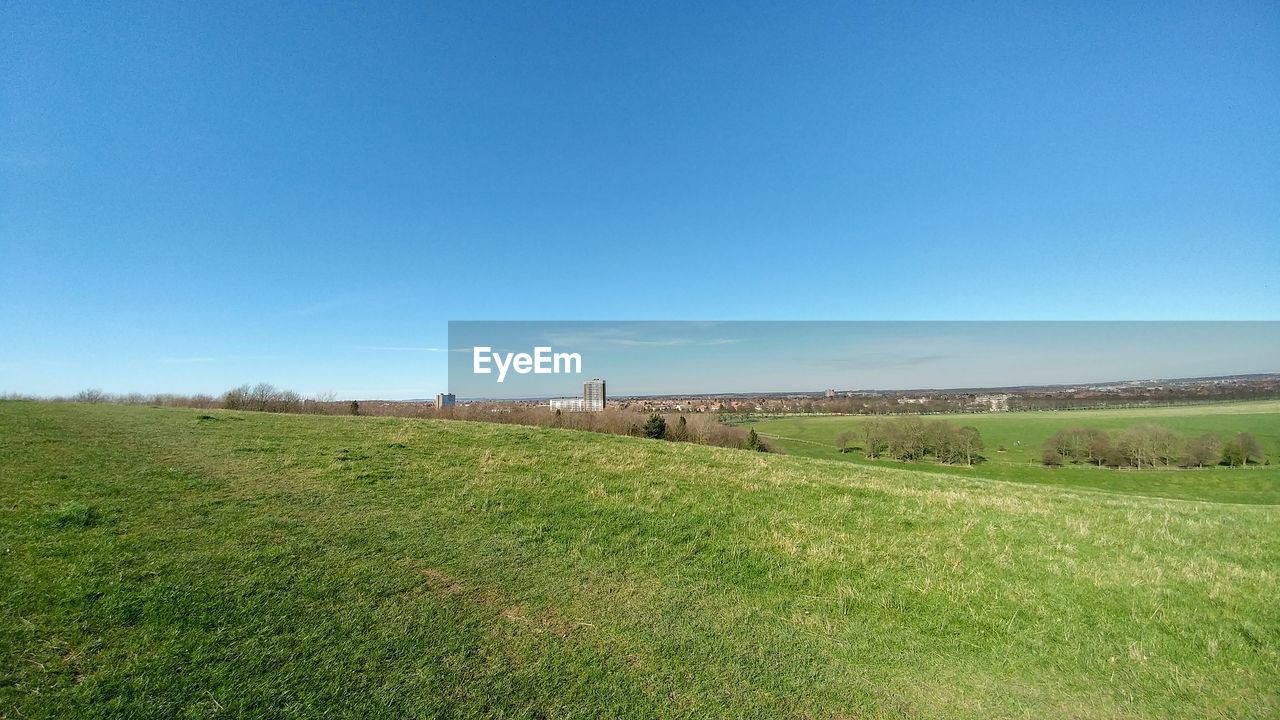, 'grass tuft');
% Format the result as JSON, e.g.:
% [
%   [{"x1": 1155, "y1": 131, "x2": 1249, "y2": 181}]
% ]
[{"x1": 50, "y1": 500, "x2": 98, "y2": 529}]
